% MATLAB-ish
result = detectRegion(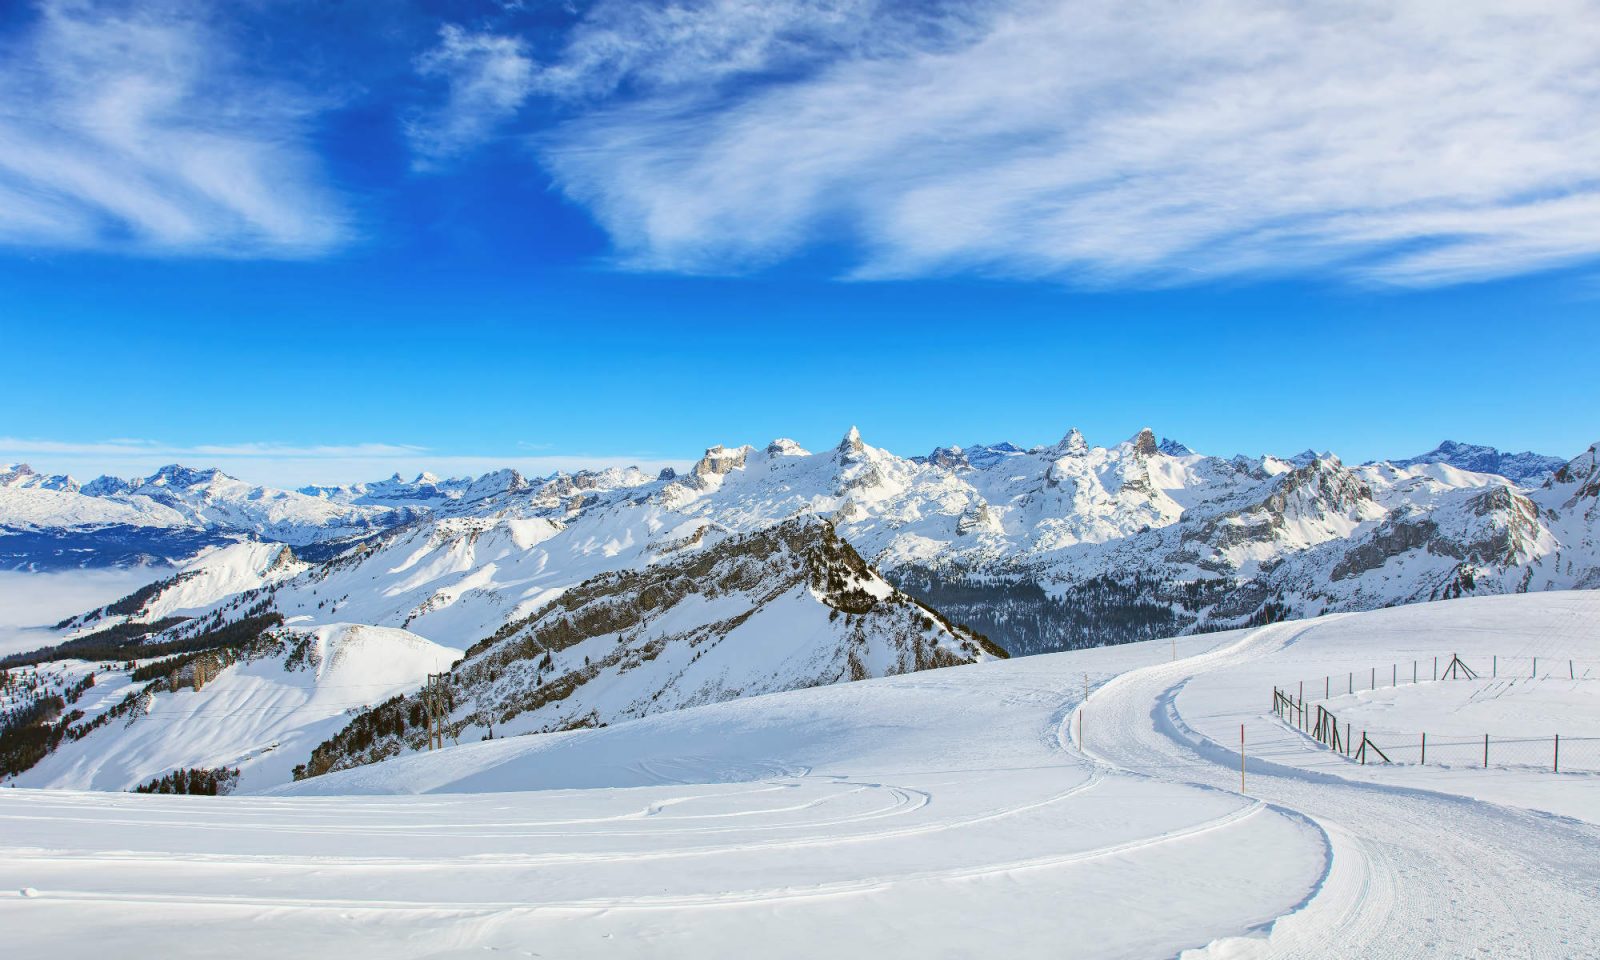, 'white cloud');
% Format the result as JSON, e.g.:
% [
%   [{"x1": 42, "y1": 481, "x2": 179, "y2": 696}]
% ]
[
  {"x1": 407, "y1": 24, "x2": 536, "y2": 168},
  {"x1": 0, "y1": 437, "x2": 690, "y2": 489},
  {"x1": 0, "y1": 0, "x2": 348, "y2": 256},
  {"x1": 532, "y1": 0, "x2": 1600, "y2": 286}
]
